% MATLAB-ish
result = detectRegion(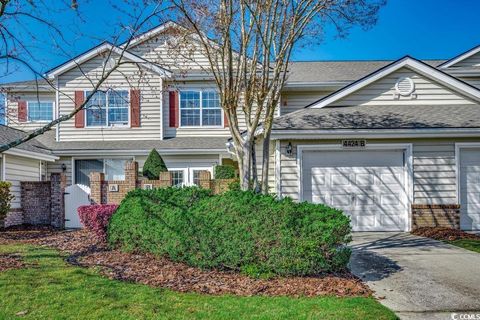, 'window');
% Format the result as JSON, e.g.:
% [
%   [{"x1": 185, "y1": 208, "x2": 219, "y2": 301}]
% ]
[
  {"x1": 192, "y1": 170, "x2": 202, "y2": 186},
  {"x1": 180, "y1": 90, "x2": 221, "y2": 127},
  {"x1": 28, "y1": 101, "x2": 53, "y2": 121},
  {"x1": 86, "y1": 90, "x2": 129, "y2": 127},
  {"x1": 75, "y1": 158, "x2": 130, "y2": 187},
  {"x1": 170, "y1": 170, "x2": 184, "y2": 187}
]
